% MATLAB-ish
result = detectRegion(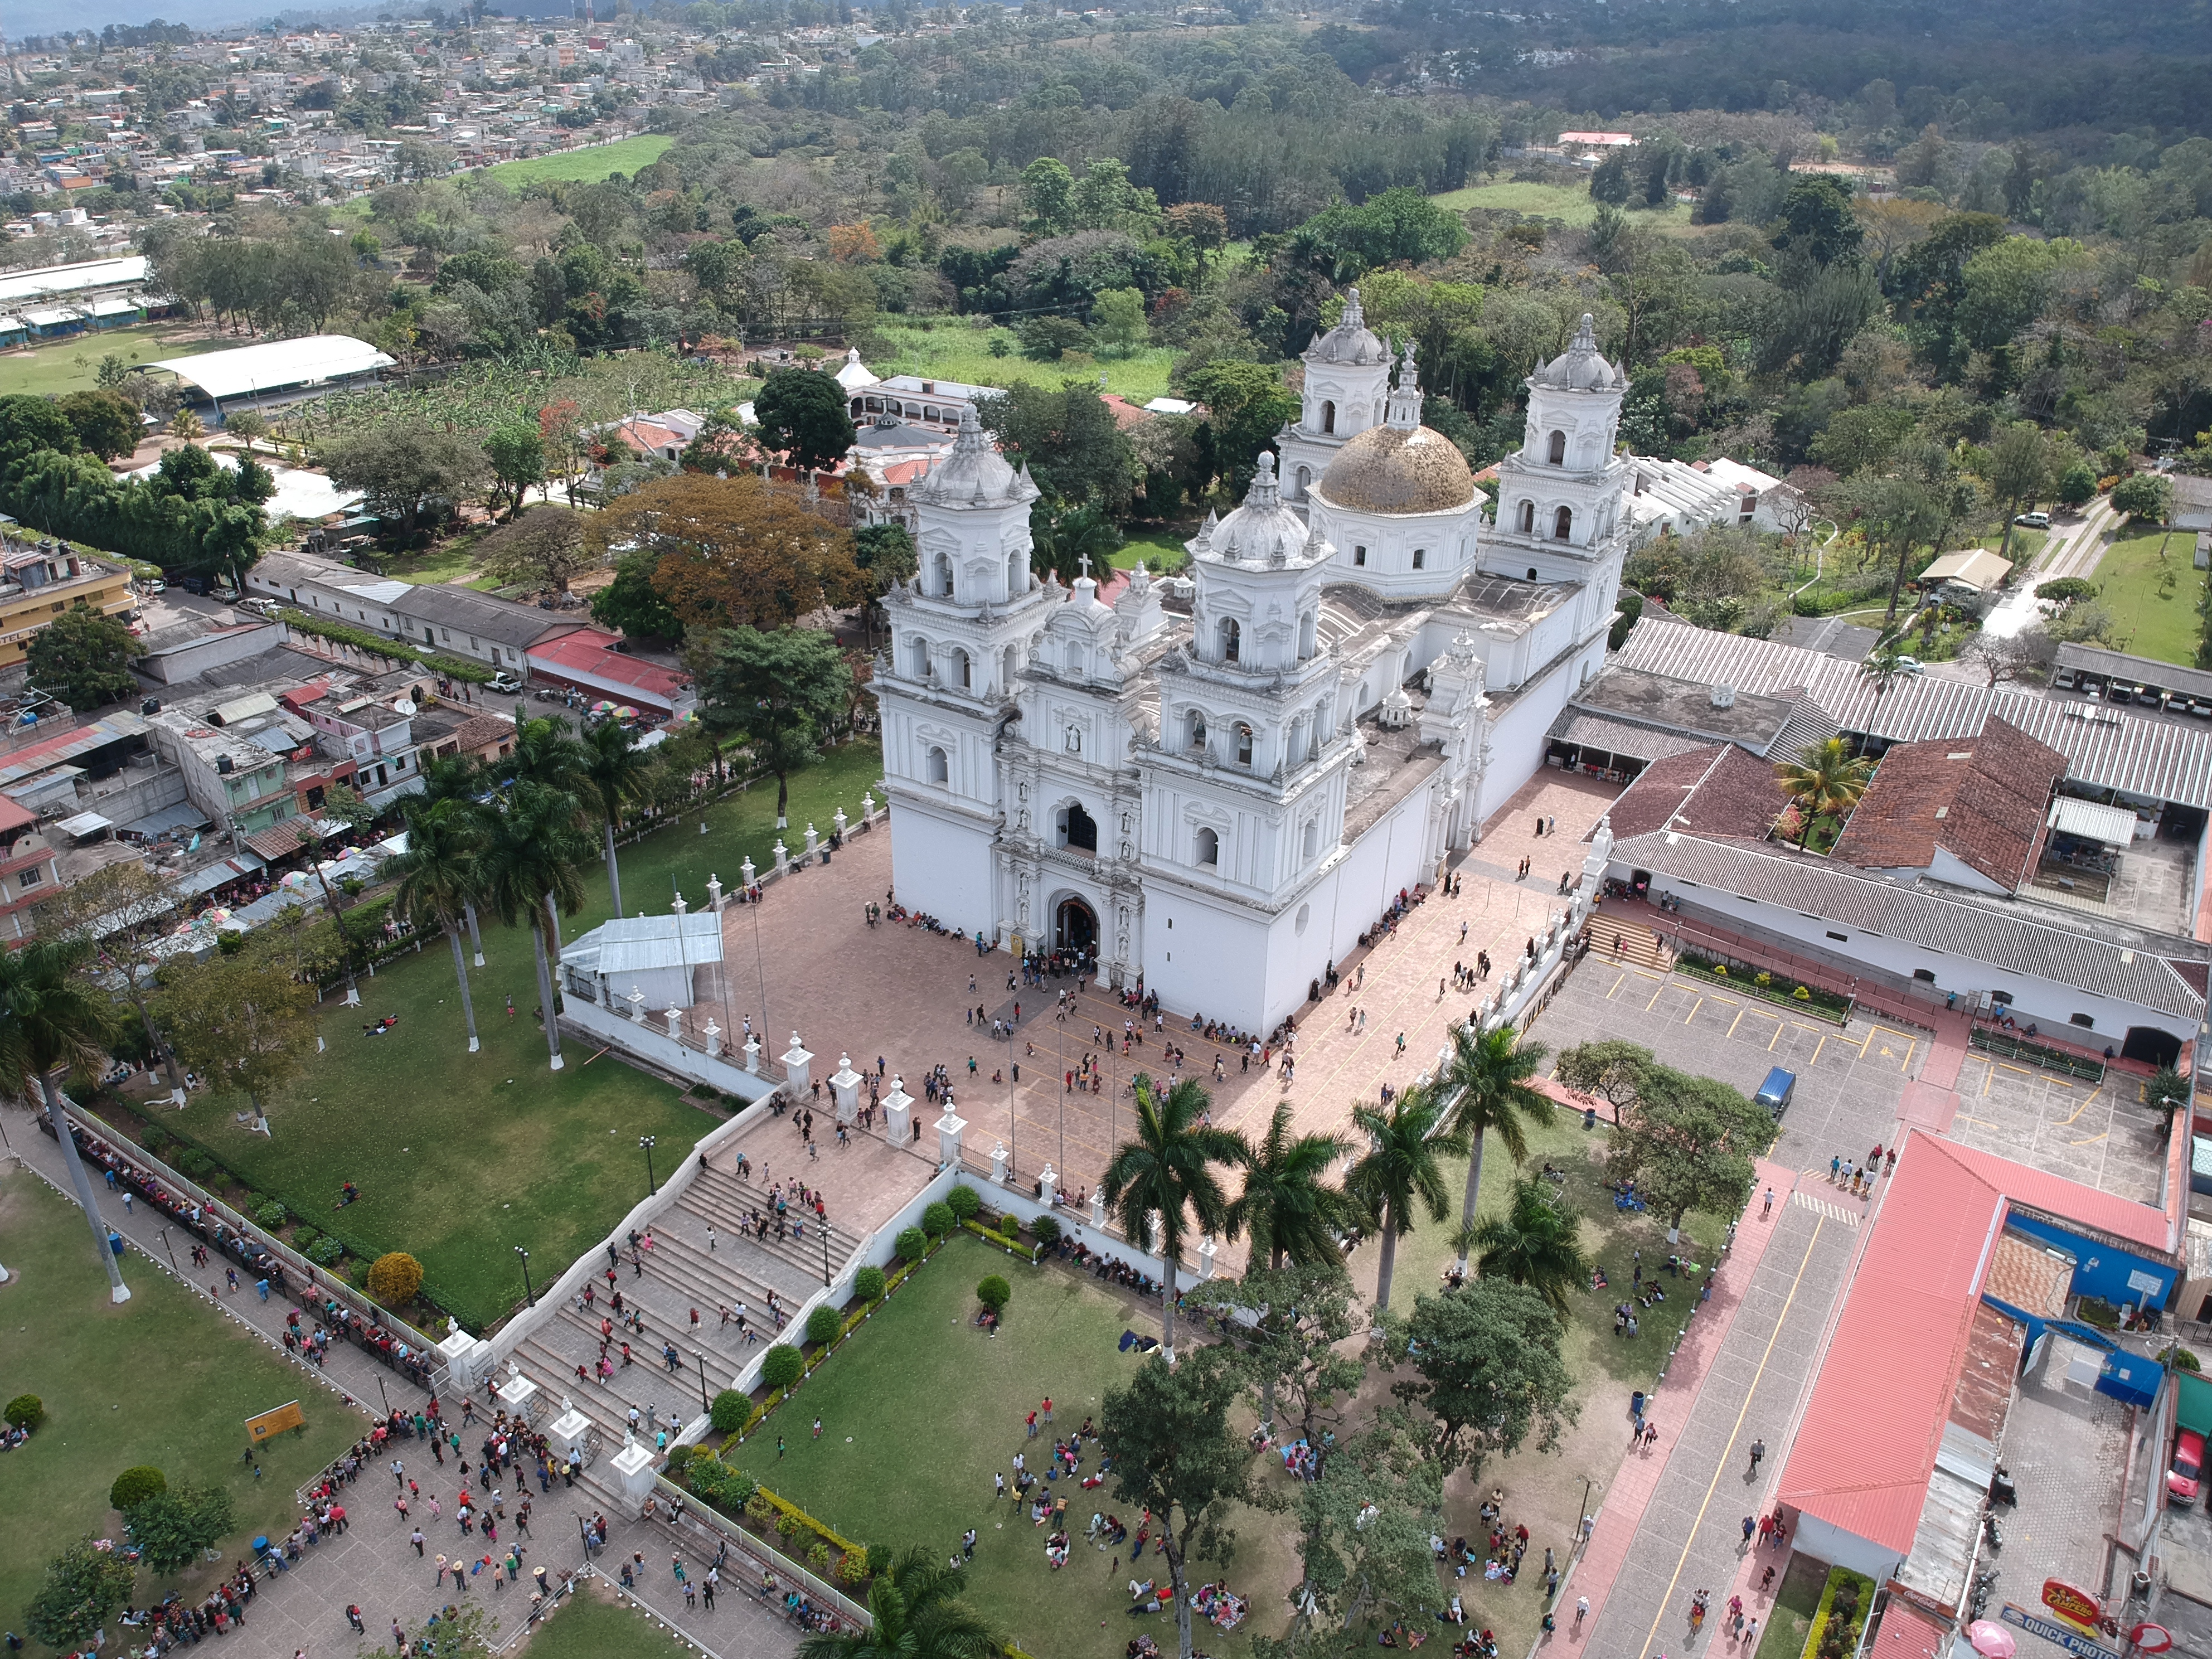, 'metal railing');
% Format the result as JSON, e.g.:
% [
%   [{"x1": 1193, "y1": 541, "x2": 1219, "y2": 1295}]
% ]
[{"x1": 649, "y1": 1476, "x2": 871, "y2": 1630}]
